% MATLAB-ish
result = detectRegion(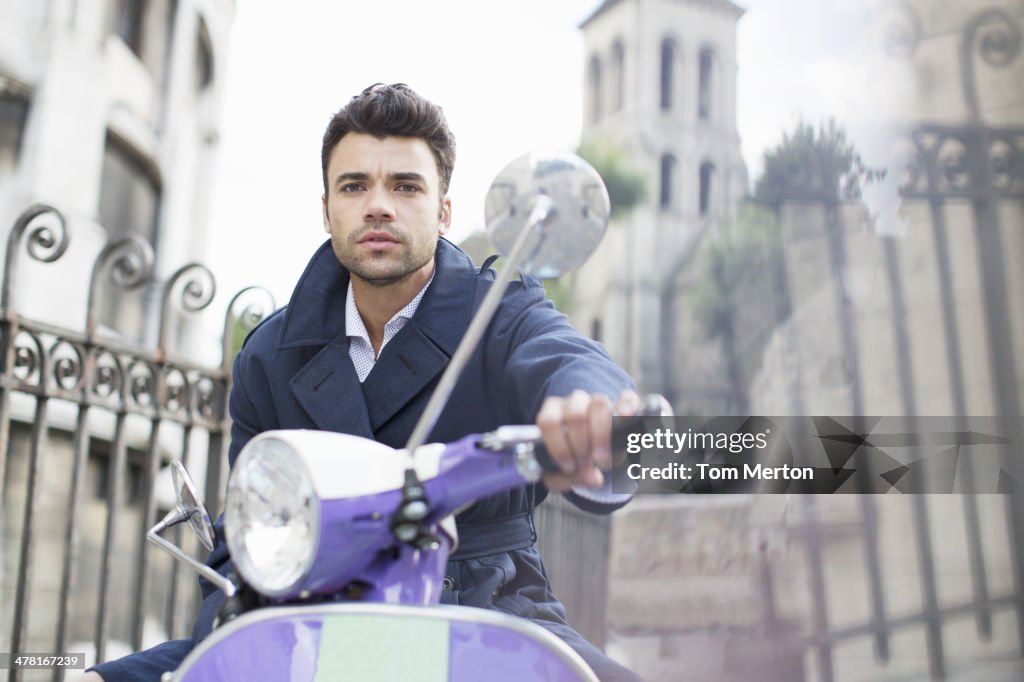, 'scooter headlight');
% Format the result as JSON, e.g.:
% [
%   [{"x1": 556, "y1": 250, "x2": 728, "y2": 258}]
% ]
[{"x1": 225, "y1": 436, "x2": 320, "y2": 598}]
